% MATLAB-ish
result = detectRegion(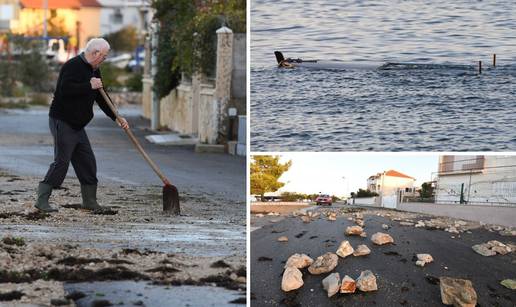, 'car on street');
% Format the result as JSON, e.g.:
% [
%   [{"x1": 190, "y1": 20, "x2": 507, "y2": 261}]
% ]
[{"x1": 315, "y1": 194, "x2": 332, "y2": 206}]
